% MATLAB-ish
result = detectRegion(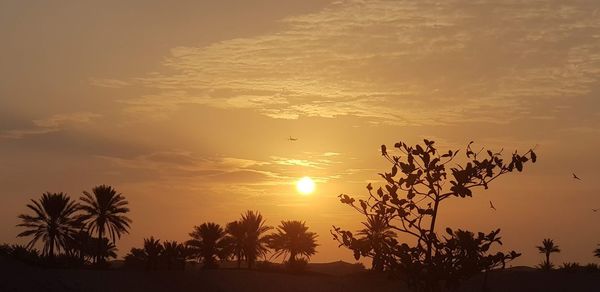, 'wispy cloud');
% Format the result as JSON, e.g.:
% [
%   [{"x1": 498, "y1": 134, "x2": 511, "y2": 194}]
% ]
[
  {"x1": 0, "y1": 112, "x2": 101, "y2": 139},
  {"x1": 96, "y1": 149, "x2": 353, "y2": 198},
  {"x1": 89, "y1": 78, "x2": 130, "y2": 88},
  {"x1": 106, "y1": 0, "x2": 600, "y2": 127}
]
